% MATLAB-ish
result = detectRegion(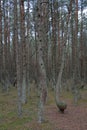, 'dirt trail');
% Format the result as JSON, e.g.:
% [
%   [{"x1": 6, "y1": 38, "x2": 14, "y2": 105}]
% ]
[{"x1": 45, "y1": 101, "x2": 87, "y2": 130}]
